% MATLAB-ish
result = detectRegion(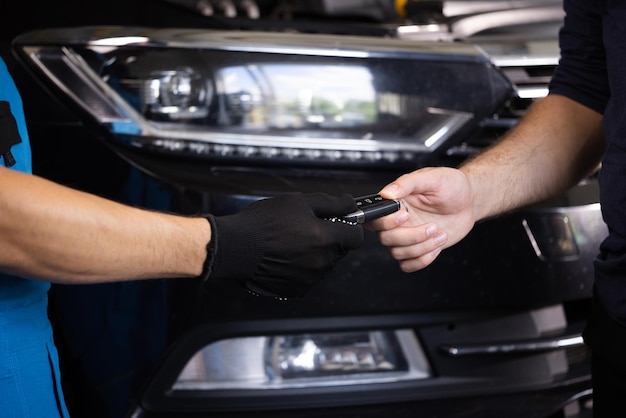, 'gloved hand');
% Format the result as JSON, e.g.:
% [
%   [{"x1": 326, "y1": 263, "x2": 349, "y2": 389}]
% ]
[{"x1": 201, "y1": 193, "x2": 364, "y2": 298}]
